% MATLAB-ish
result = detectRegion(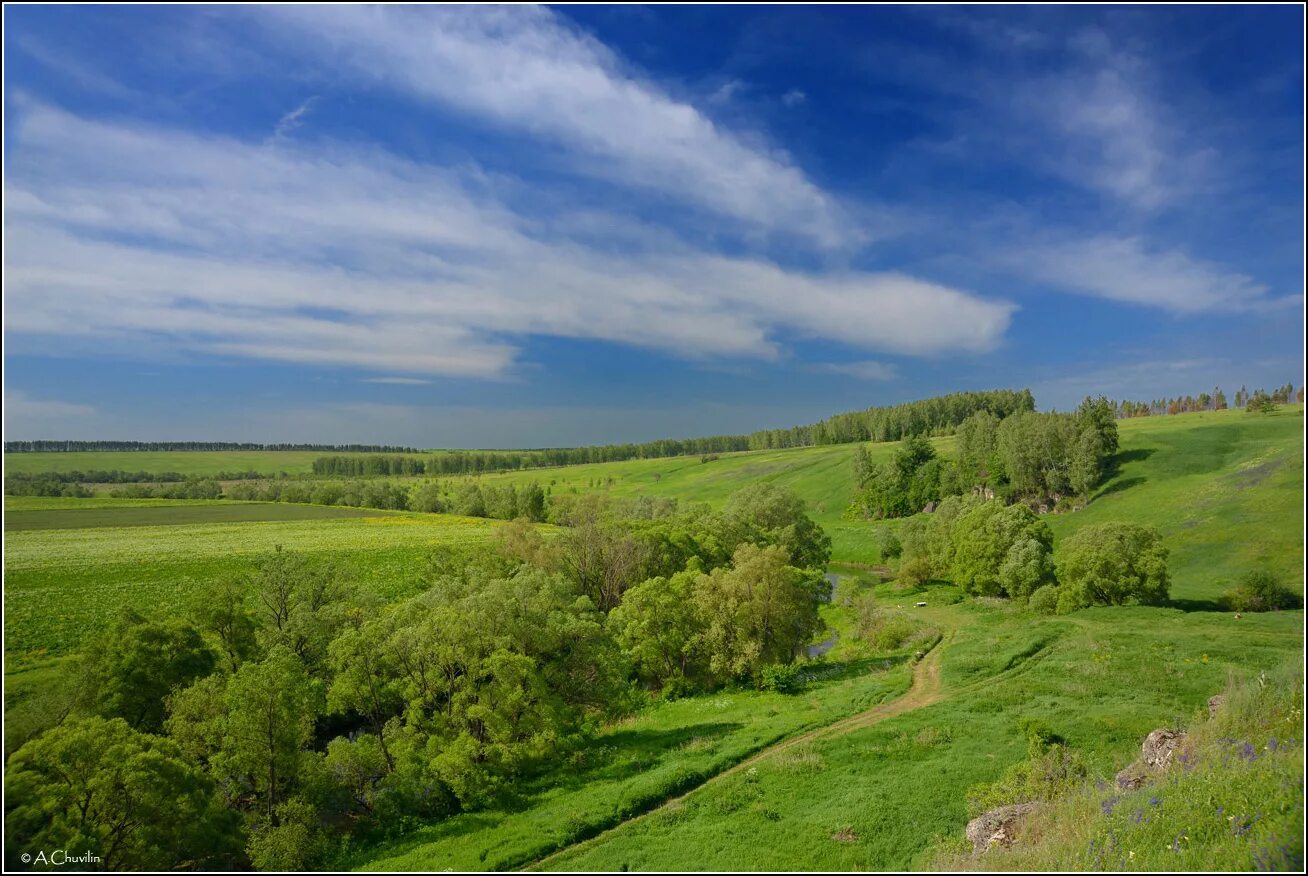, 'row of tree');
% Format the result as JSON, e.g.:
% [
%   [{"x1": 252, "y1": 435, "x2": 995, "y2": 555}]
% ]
[
  {"x1": 5, "y1": 441, "x2": 418, "y2": 453},
  {"x1": 233, "y1": 390, "x2": 1037, "y2": 480},
  {"x1": 1114, "y1": 383, "x2": 1300, "y2": 418},
  {"x1": 850, "y1": 397, "x2": 1119, "y2": 519},
  {"x1": 310, "y1": 456, "x2": 429, "y2": 477},
  {"x1": 5, "y1": 469, "x2": 267, "y2": 497},
  {"x1": 746, "y1": 388, "x2": 1035, "y2": 449},
  {"x1": 4, "y1": 485, "x2": 833, "y2": 870}
]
